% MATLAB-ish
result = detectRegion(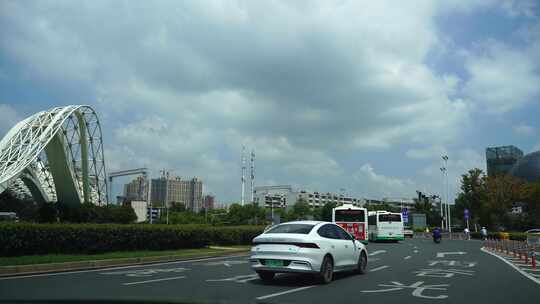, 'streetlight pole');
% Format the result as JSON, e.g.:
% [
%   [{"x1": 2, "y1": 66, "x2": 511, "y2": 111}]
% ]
[
  {"x1": 442, "y1": 155, "x2": 450, "y2": 232},
  {"x1": 440, "y1": 166, "x2": 446, "y2": 230}
]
